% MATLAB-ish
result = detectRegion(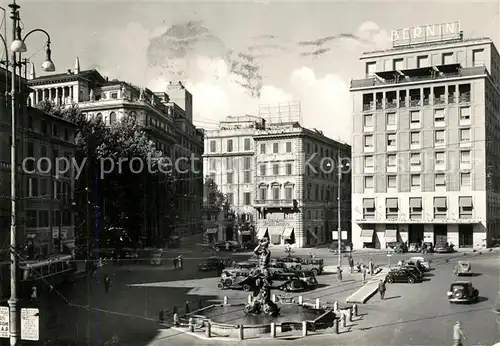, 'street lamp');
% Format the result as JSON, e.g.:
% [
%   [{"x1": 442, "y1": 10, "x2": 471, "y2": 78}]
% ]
[
  {"x1": 1, "y1": 1, "x2": 55, "y2": 344},
  {"x1": 337, "y1": 152, "x2": 350, "y2": 269}
]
